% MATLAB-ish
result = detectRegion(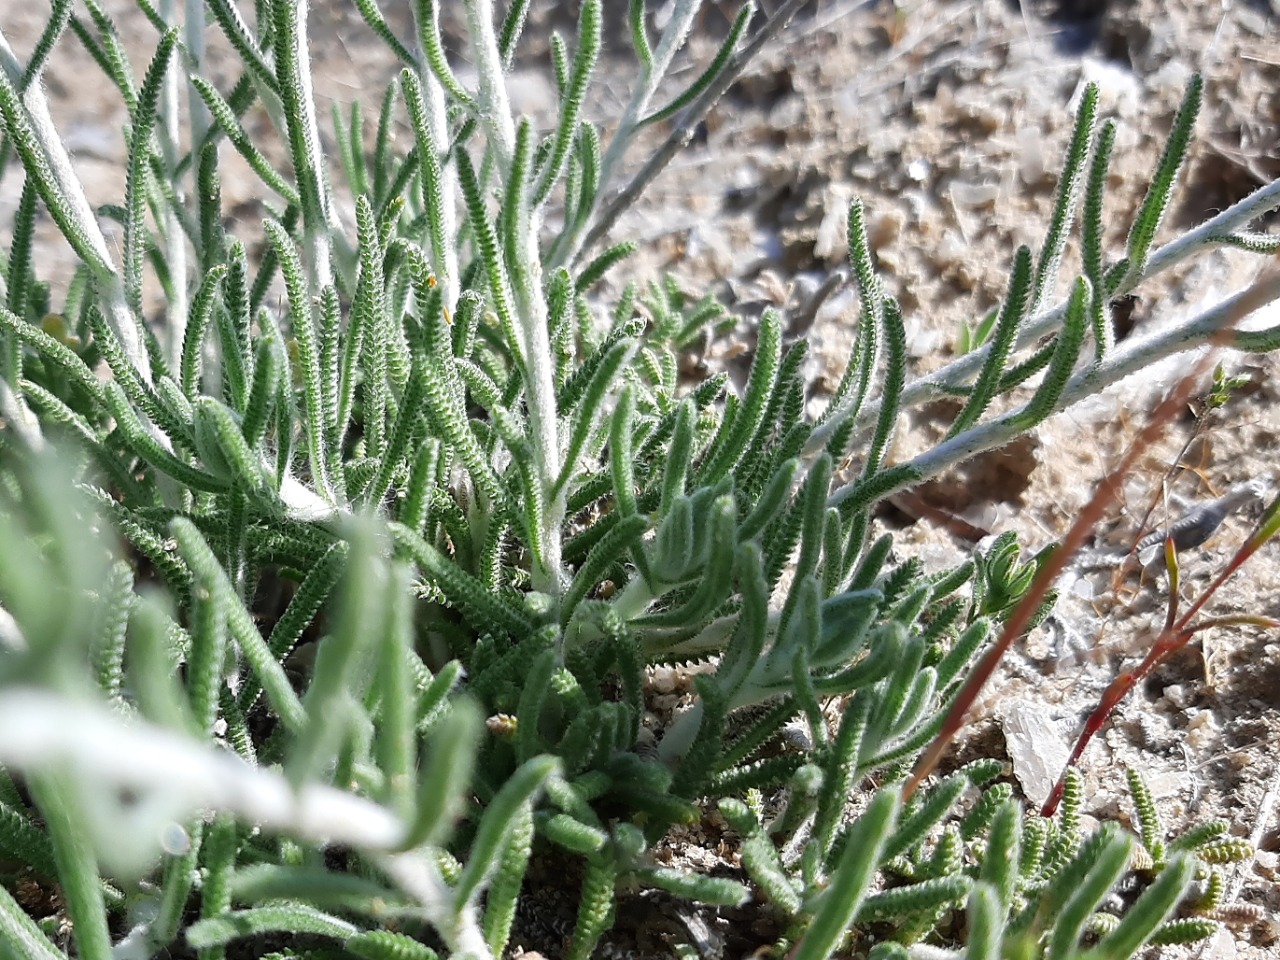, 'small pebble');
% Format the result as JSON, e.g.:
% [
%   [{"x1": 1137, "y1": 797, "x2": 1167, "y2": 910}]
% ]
[
  {"x1": 1186, "y1": 710, "x2": 1219, "y2": 750},
  {"x1": 650, "y1": 666, "x2": 677, "y2": 695}
]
